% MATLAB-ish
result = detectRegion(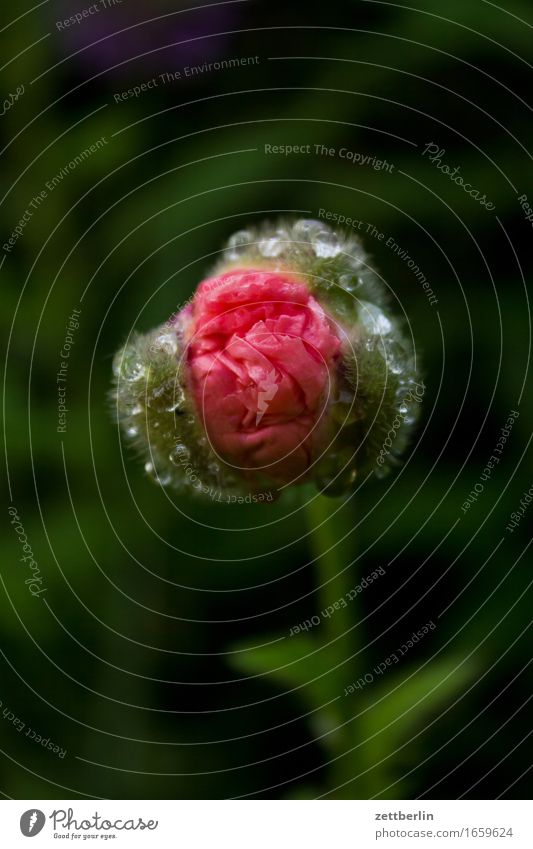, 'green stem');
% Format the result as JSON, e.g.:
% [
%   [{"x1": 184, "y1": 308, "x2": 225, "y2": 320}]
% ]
[
  {"x1": 307, "y1": 494, "x2": 394, "y2": 798},
  {"x1": 306, "y1": 493, "x2": 362, "y2": 795},
  {"x1": 307, "y1": 495, "x2": 358, "y2": 668}
]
